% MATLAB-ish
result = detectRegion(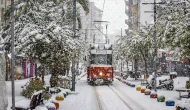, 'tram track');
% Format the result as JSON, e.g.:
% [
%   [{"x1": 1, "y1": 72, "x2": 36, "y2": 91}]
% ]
[
  {"x1": 109, "y1": 81, "x2": 147, "y2": 110},
  {"x1": 107, "y1": 85, "x2": 133, "y2": 110},
  {"x1": 93, "y1": 83, "x2": 147, "y2": 110},
  {"x1": 94, "y1": 86, "x2": 107, "y2": 110},
  {"x1": 93, "y1": 84, "x2": 133, "y2": 110}
]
